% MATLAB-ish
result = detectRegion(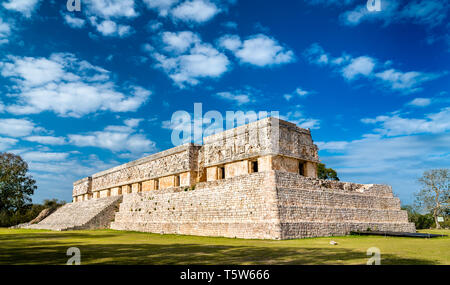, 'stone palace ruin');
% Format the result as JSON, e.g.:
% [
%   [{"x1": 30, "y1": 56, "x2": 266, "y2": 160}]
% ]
[{"x1": 28, "y1": 117, "x2": 415, "y2": 239}]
